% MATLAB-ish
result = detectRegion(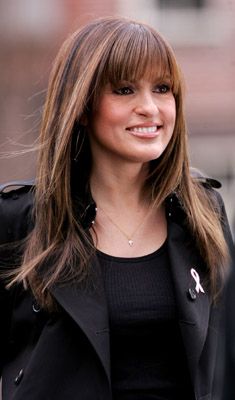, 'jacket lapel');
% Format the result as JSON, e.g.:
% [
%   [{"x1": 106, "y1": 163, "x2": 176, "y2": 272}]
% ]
[
  {"x1": 167, "y1": 219, "x2": 211, "y2": 385},
  {"x1": 51, "y1": 256, "x2": 111, "y2": 385},
  {"x1": 49, "y1": 190, "x2": 213, "y2": 391}
]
